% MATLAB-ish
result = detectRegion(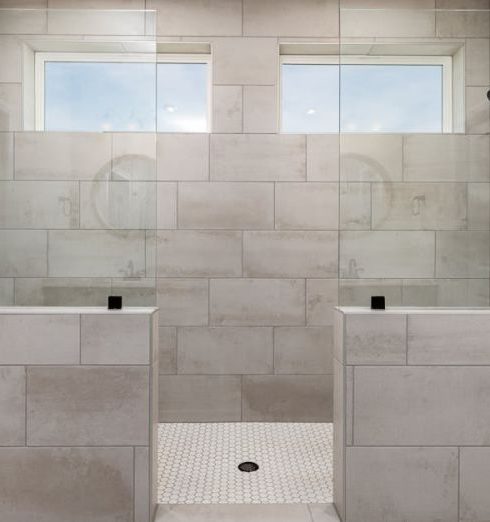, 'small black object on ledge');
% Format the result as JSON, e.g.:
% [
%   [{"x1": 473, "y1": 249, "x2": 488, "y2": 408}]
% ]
[
  {"x1": 108, "y1": 295, "x2": 123, "y2": 310},
  {"x1": 371, "y1": 296, "x2": 385, "y2": 310}
]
